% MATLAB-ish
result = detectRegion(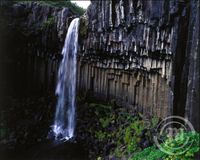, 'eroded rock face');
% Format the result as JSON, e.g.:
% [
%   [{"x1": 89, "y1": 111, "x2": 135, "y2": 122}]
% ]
[
  {"x1": 0, "y1": 1, "x2": 76, "y2": 147},
  {"x1": 0, "y1": 2, "x2": 75, "y2": 94},
  {"x1": 183, "y1": 0, "x2": 199, "y2": 132},
  {"x1": 2, "y1": 1, "x2": 74, "y2": 47},
  {"x1": 78, "y1": 0, "x2": 176, "y2": 118},
  {"x1": 78, "y1": 0, "x2": 199, "y2": 124}
]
